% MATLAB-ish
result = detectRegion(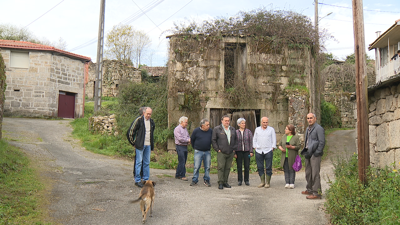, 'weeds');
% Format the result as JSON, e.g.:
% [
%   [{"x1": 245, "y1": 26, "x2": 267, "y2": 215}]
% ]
[{"x1": 325, "y1": 154, "x2": 400, "y2": 224}]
